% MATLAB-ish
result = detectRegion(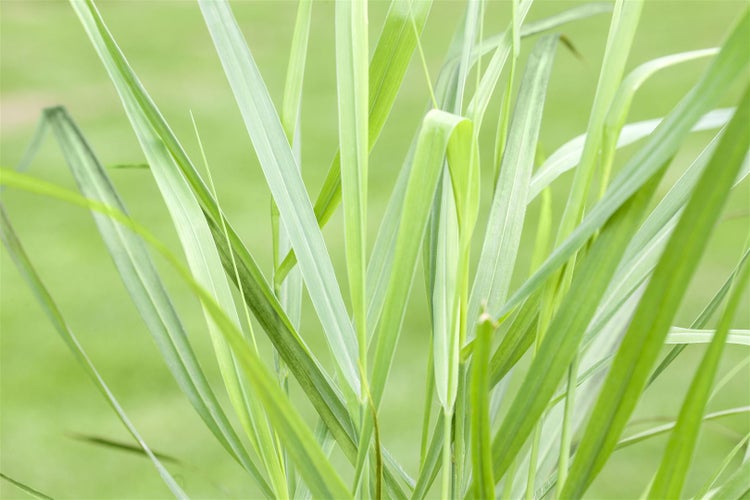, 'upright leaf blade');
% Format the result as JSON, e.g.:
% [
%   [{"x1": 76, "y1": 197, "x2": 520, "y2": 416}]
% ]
[
  {"x1": 467, "y1": 33, "x2": 559, "y2": 332},
  {"x1": 199, "y1": 0, "x2": 360, "y2": 394}
]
